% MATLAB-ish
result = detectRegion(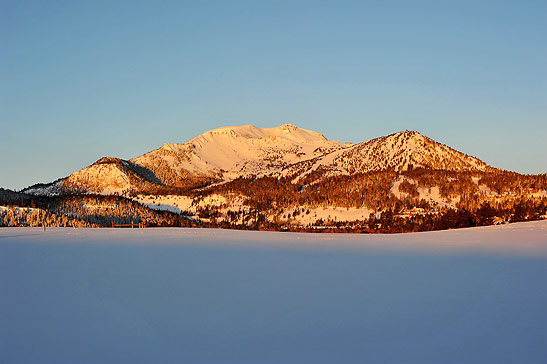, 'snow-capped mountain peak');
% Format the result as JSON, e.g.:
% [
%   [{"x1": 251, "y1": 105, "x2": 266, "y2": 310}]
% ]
[
  {"x1": 130, "y1": 124, "x2": 345, "y2": 187},
  {"x1": 287, "y1": 130, "x2": 489, "y2": 182},
  {"x1": 23, "y1": 124, "x2": 494, "y2": 195},
  {"x1": 191, "y1": 124, "x2": 329, "y2": 143}
]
